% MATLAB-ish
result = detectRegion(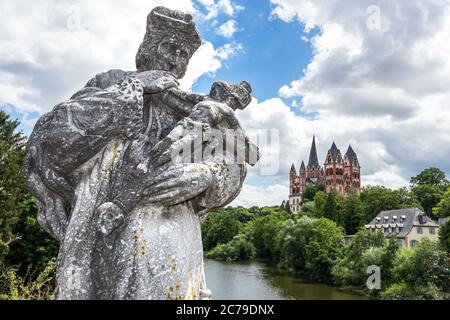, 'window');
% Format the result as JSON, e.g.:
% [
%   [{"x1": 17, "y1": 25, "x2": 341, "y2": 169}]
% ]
[
  {"x1": 410, "y1": 240, "x2": 419, "y2": 248},
  {"x1": 417, "y1": 227, "x2": 423, "y2": 234},
  {"x1": 429, "y1": 227, "x2": 435, "y2": 235},
  {"x1": 398, "y1": 239, "x2": 403, "y2": 248}
]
